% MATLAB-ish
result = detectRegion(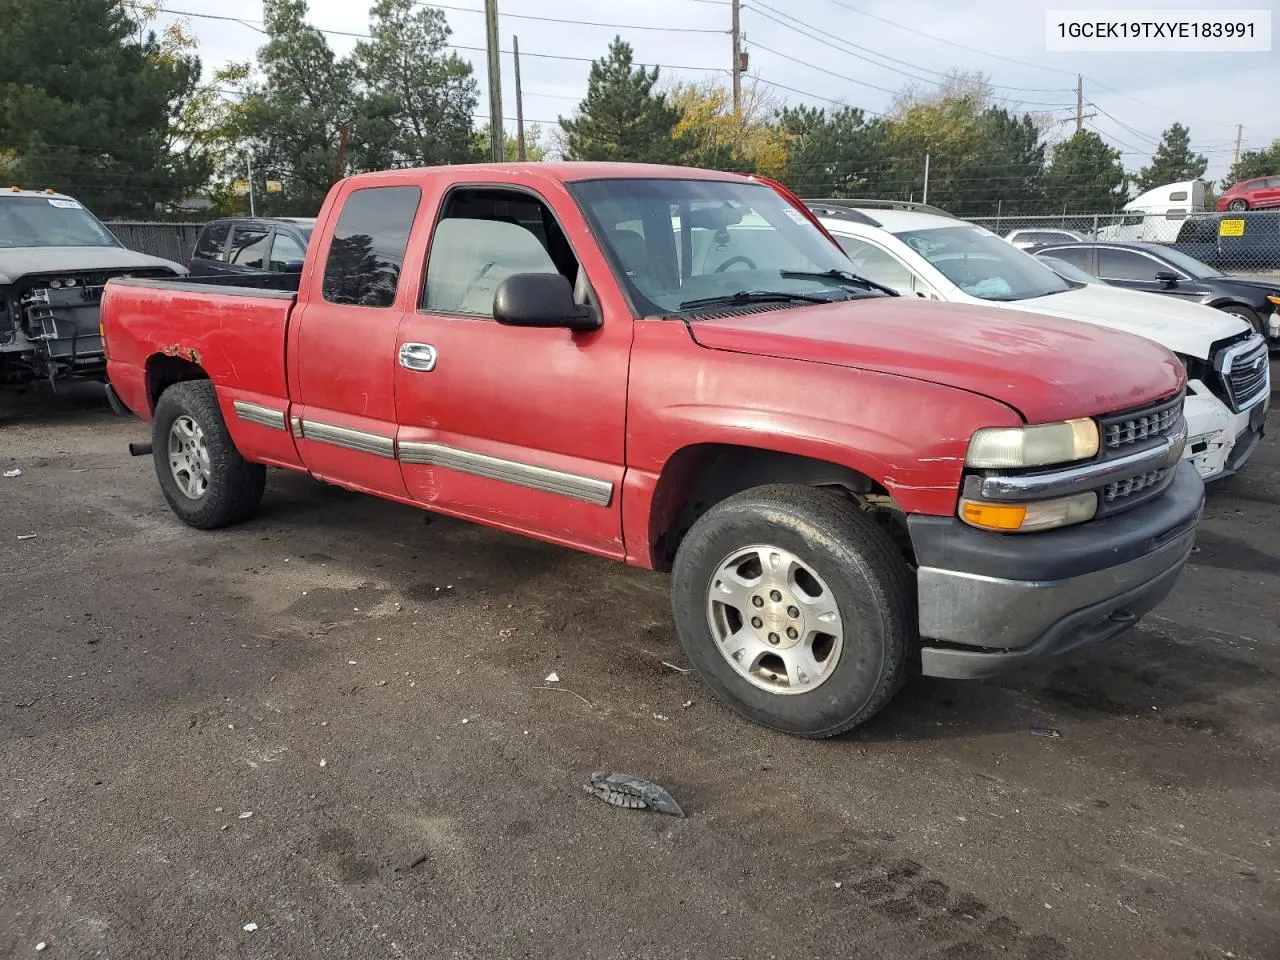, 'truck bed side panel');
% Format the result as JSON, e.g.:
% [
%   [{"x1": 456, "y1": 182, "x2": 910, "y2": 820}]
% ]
[{"x1": 102, "y1": 280, "x2": 303, "y2": 470}]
